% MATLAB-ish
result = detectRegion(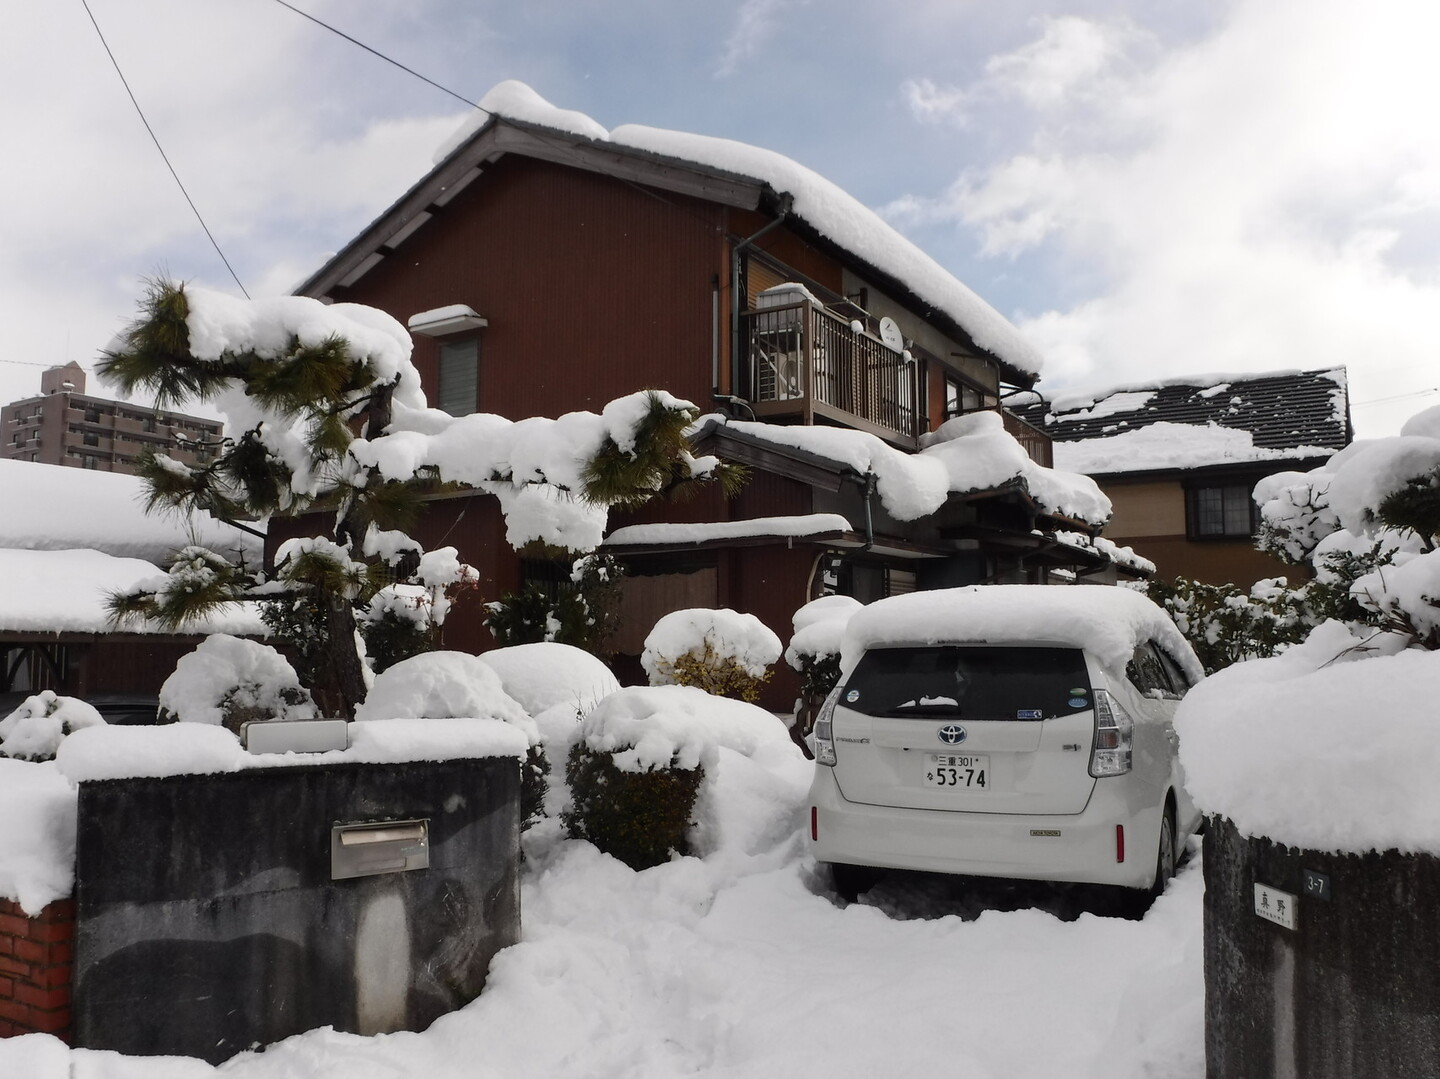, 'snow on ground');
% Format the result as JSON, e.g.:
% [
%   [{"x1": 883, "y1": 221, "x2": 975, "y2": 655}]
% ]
[{"x1": 0, "y1": 814, "x2": 1205, "y2": 1079}]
